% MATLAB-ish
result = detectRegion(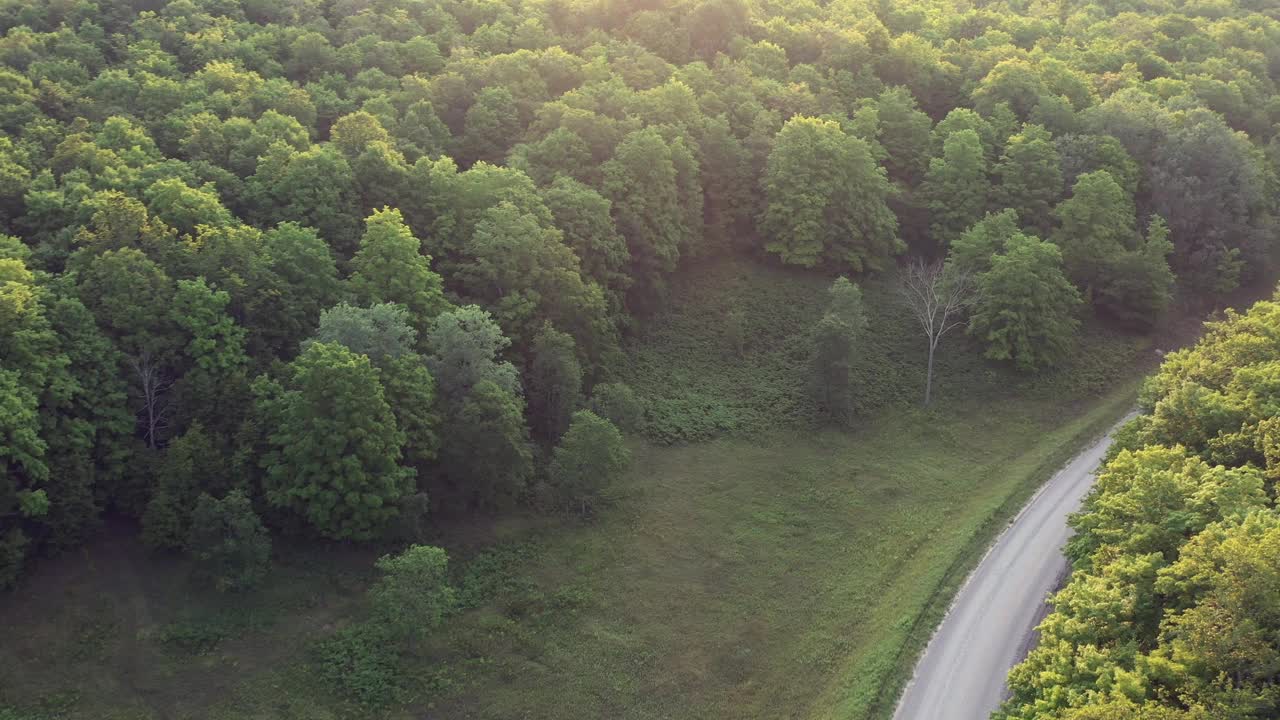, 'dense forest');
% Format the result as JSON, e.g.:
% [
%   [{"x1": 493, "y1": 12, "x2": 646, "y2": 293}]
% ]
[
  {"x1": 2, "y1": 0, "x2": 1280, "y2": 713},
  {"x1": 1000, "y1": 295, "x2": 1280, "y2": 720}
]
